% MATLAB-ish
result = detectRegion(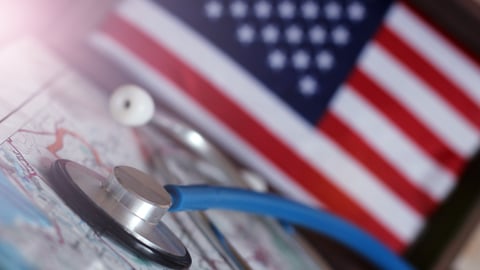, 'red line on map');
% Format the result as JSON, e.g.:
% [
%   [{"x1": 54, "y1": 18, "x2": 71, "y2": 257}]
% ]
[{"x1": 18, "y1": 124, "x2": 109, "y2": 171}]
